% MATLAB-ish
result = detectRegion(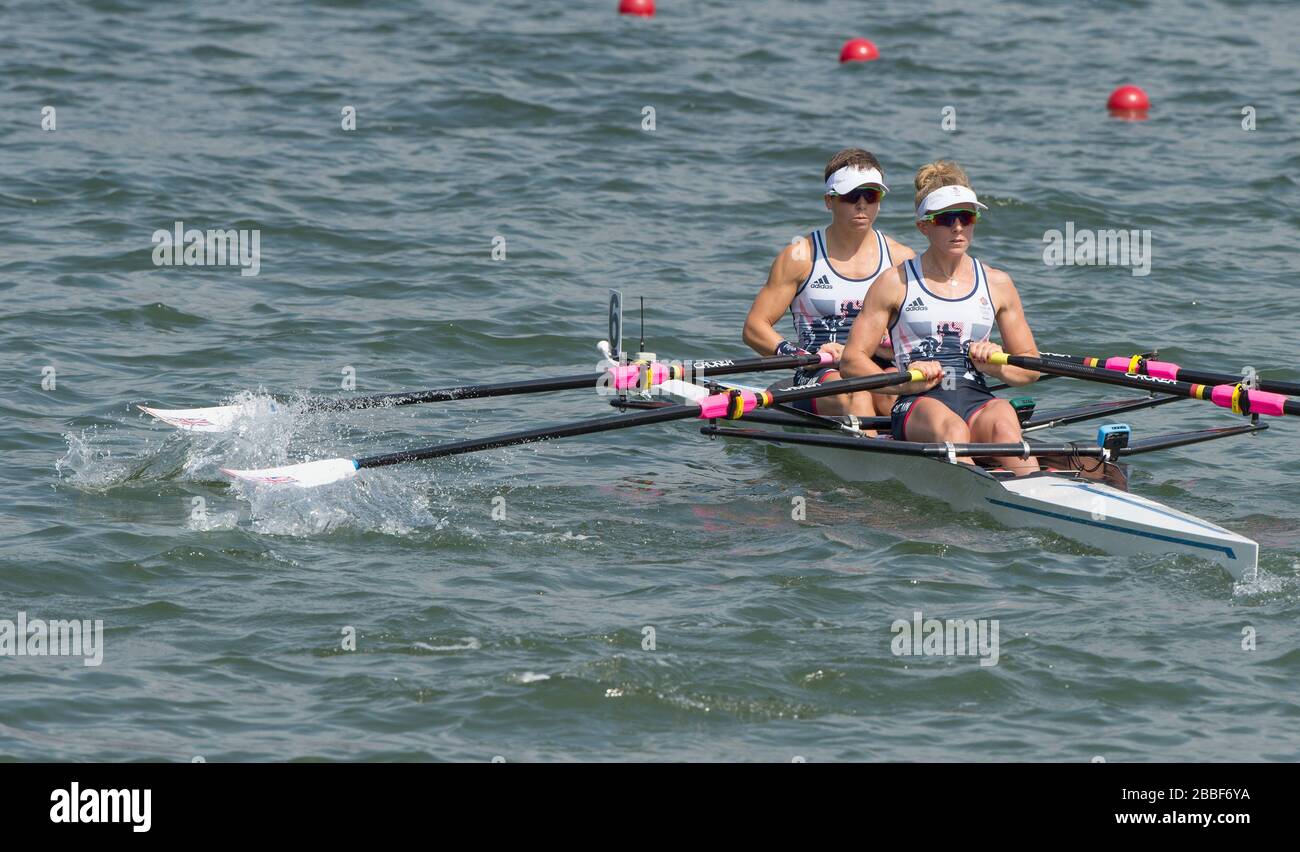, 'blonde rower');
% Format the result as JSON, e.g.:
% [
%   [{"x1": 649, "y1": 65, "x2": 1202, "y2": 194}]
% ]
[{"x1": 840, "y1": 160, "x2": 1042, "y2": 475}]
